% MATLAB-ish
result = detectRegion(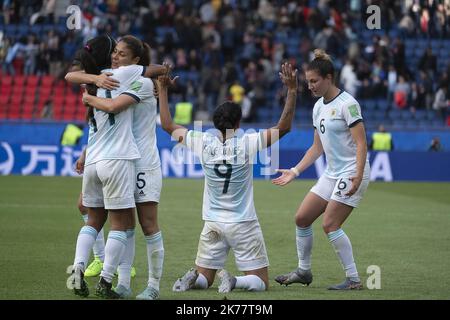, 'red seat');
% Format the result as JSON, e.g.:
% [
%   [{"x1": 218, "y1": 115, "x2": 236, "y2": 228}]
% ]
[
  {"x1": 1, "y1": 75, "x2": 13, "y2": 86},
  {"x1": 11, "y1": 95, "x2": 23, "y2": 105},
  {"x1": 27, "y1": 75, "x2": 40, "y2": 87},
  {"x1": 0, "y1": 95, "x2": 10, "y2": 105},
  {"x1": 14, "y1": 75, "x2": 26, "y2": 86},
  {"x1": 41, "y1": 75, "x2": 54, "y2": 88}
]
